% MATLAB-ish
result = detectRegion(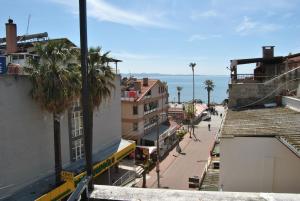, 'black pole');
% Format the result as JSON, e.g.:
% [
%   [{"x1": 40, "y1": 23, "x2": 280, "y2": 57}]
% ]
[
  {"x1": 192, "y1": 66, "x2": 195, "y2": 138},
  {"x1": 79, "y1": 0, "x2": 93, "y2": 191},
  {"x1": 156, "y1": 116, "x2": 160, "y2": 188}
]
